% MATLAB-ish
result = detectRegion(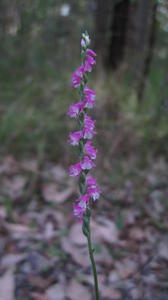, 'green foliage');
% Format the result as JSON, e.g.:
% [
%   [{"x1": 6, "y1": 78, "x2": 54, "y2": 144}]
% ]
[
  {"x1": 0, "y1": 0, "x2": 167, "y2": 160},
  {"x1": 48, "y1": 243, "x2": 67, "y2": 261},
  {"x1": 116, "y1": 212, "x2": 123, "y2": 231},
  {"x1": 3, "y1": 197, "x2": 13, "y2": 220},
  {"x1": 0, "y1": 0, "x2": 93, "y2": 159},
  {"x1": 59, "y1": 228, "x2": 69, "y2": 237}
]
